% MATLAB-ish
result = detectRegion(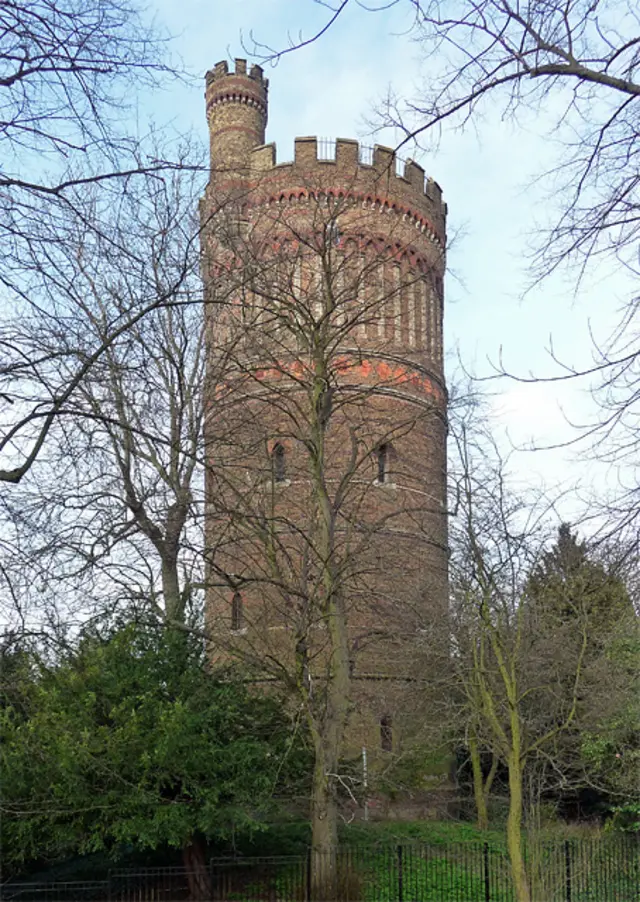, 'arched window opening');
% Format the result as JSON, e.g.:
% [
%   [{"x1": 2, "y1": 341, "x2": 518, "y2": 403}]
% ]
[
  {"x1": 376, "y1": 443, "x2": 390, "y2": 484},
  {"x1": 326, "y1": 218, "x2": 341, "y2": 247},
  {"x1": 380, "y1": 715, "x2": 393, "y2": 752},
  {"x1": 273, "y1": 442, "x2": 286, "y2": 483},
  {"x1": 231, "y1": 591, "x2": 244, "y2": 631}
]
